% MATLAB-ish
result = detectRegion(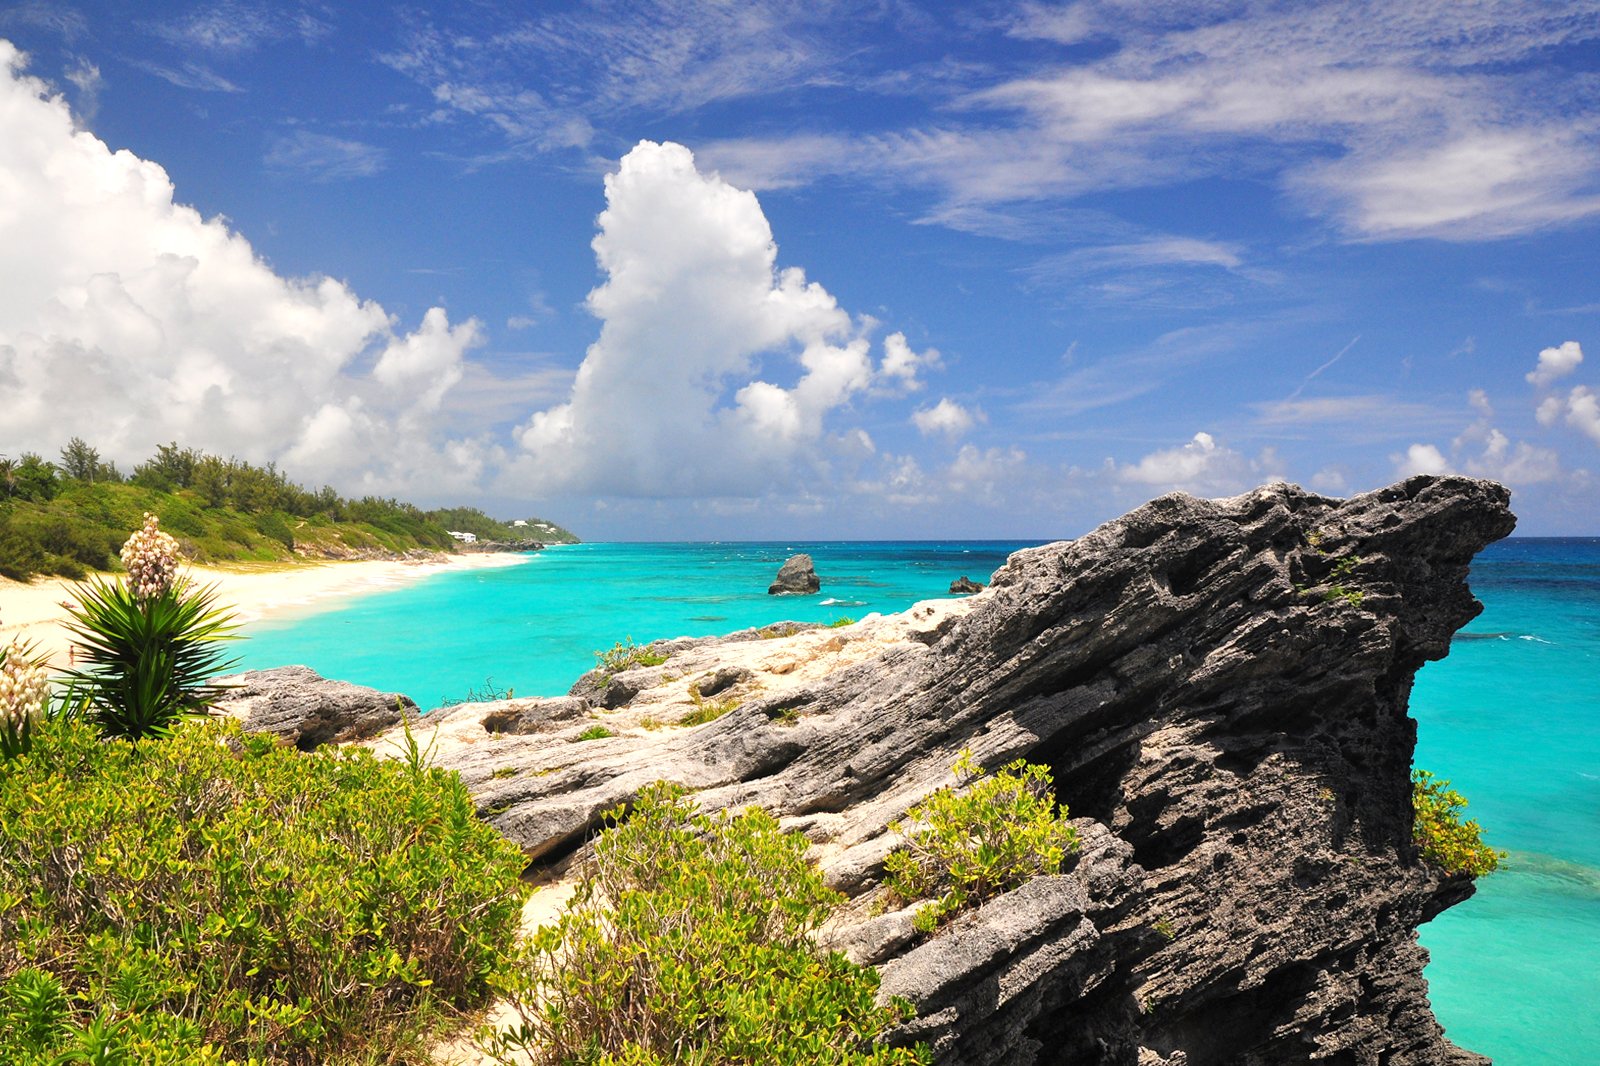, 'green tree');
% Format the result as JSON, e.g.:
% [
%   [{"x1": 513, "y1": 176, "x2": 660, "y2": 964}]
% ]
[
  {"x1": 190, "y1": 455, "x2": 230, "y2": 509},
  {"x1": 58, "y1": 438, "x2": 100, "y2": 482},
  {"x1": 57, "y1": 439, "x2": 120, "y2": 484},
  {"x1": 132, "y1": 442, "x2": 200, "y2": 492},
  {"x1": 14, "y1": 454, "x2": 59, "y2": 502}
]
